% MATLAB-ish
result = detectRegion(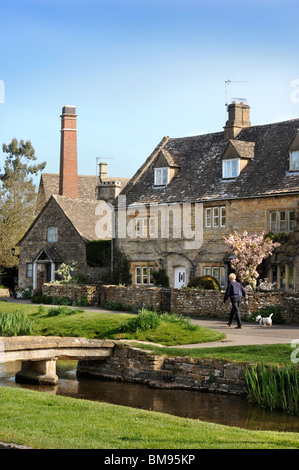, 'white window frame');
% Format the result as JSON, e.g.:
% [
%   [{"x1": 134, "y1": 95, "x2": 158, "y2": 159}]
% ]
[
  {"x1": 288, "y1": 210, "x2": 296, "y2": 232},
  {"x1": 220, "y1": 207, "x2": 226, "y2": 227},
  {"x1": 154, "y1": 167, "x2": 169, "y2": 186},
  {"x1": 142, "y1": 217, "x2": 148, "y2": 236},
  {"x1": 222, "y1": 158, "x2": 240, "y2": 179},
  {"x1": 213, "y1": 207, "x2": 219, "y2": 227},
  {"x1": 205, "y1": 208, "x2": 211, "y2": 227},
  {"x1": 149, "y1": 217, "x2": 155, "y2": 236},
  {"x1": 26, "y1": 263, "x2": 33, "y2": 278},
  {"x1": 270, "y1": 211, "x2": 277, "y2": 232},
  {"x1": 47, "y1": 226, "x2": 58, "y2": 242},
  {"x1": 136, "y1": 218, "x2": 141, "y2": 237},
  {"x1": 290, "y1": 151, "x2": 299, "y2": 171},
  {"x1": 135, "y1": 267, "x2": 141, "y2": 285},
  {"x1": 270, "y1": 210, "x2": 296, "y2": 233},
  {"x1": 279, "y1": 211, "x2": 287, "y2": 232}
]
